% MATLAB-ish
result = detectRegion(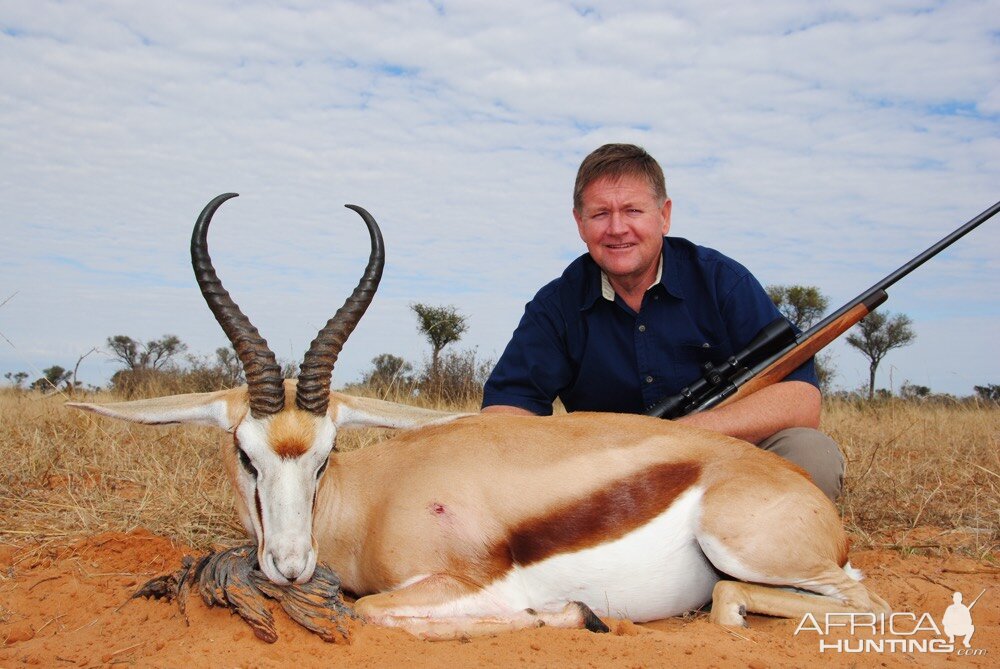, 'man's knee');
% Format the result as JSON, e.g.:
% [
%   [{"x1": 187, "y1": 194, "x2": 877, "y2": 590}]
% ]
[{"x1": 758, "y1": 427, "x2": 844, "y2": 501}]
